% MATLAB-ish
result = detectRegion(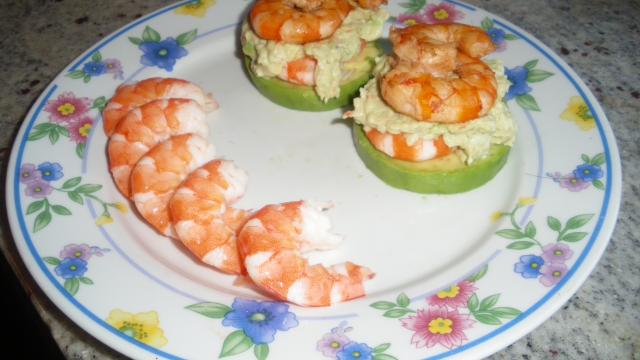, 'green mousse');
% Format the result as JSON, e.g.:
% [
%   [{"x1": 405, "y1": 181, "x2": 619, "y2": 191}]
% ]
[
  {"x1": 244, "y1": 43, "x2": 381, "y2": 111},
  {"x1": 352, "y1": 123, "x2": 511, "y2": 194}
]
